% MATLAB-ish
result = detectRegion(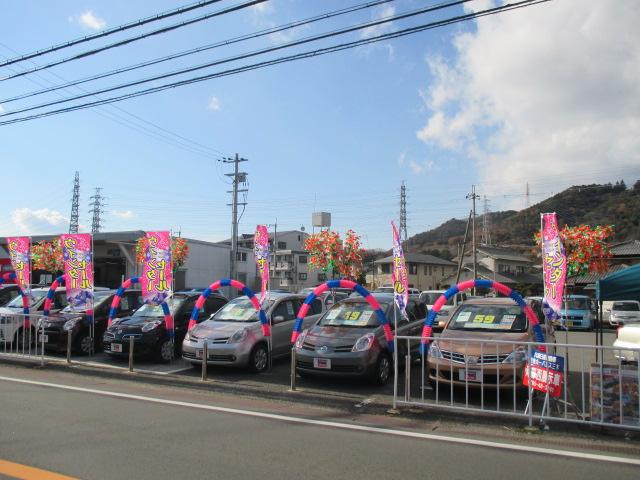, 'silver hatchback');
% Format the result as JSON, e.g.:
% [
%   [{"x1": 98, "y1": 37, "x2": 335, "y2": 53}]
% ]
[{"x1": 182, "y1": 292, "x2": 324, "y2": 372}]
